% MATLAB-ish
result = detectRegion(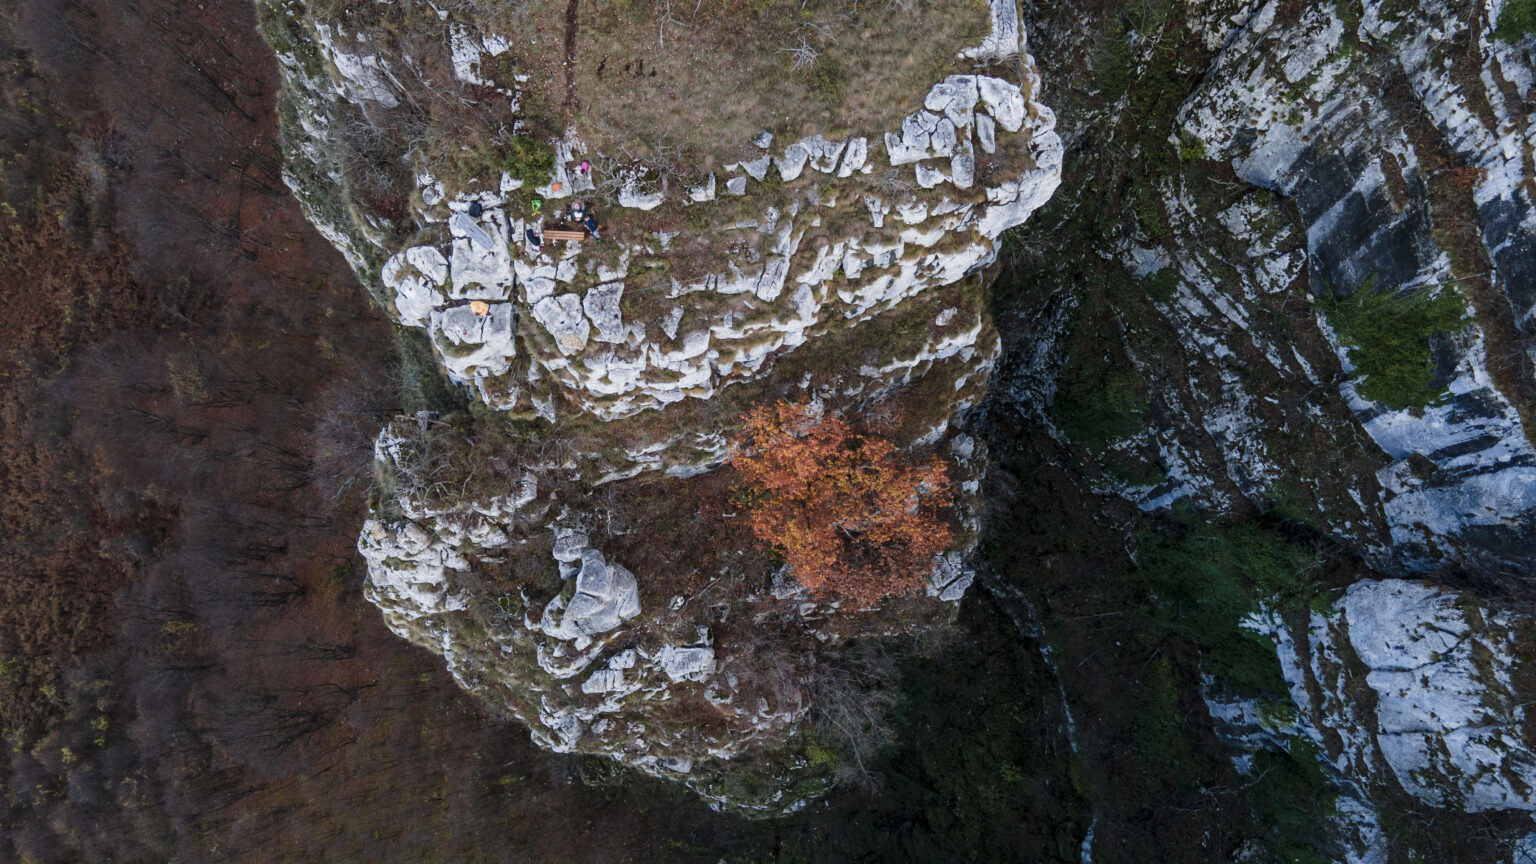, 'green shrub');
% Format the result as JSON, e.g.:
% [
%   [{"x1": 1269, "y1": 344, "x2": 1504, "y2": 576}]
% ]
[
  {"x1": 1133, "y1": 187, "x2": 1168, "y2": 239},
  {"x1": 1094, "y1": 34, "x2": 1134, "y2": 103},
  {"x1": 1495, "y1": 0, "x2": 1536, "y2": 42},
  {"x1": 1139, "y1": 266, "x2": 1179, "y2": 302},
  {"x1": 1135, "y1": 519, "x2": 1319, "y2": 697},
  {"x1": 1247, "y1": 740, "x2": 1338, "y2": 864},
  {"x1": 1052, "y1": 357, "x2": 1147, "y2": 448},
  {"x1": 1321, "y1": 280, "x2": 1467, "y2": 410},
  {"x1": 501, "y1": 135, "x2": 555, "y2": 186},
  {"x1": 1176, "y1": 132, "x2": 1208, "y2": 162},
  {"x1": 807, "y1": 57, "x2": 844, "y2": 103}
]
